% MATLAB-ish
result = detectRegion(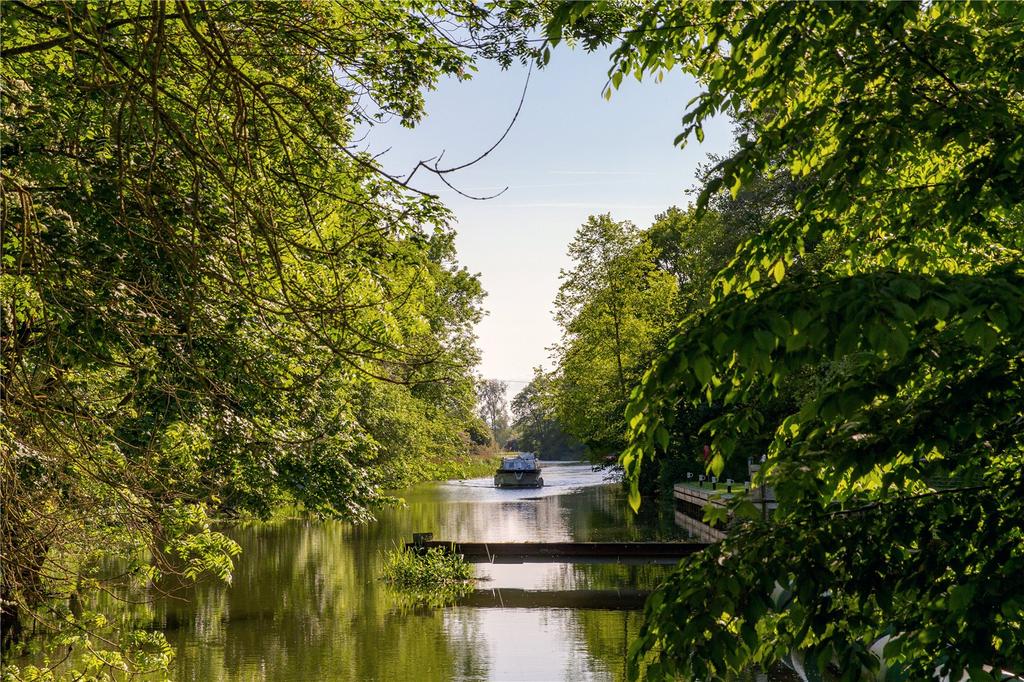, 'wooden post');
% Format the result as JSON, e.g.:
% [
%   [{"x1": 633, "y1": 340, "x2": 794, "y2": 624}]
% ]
[{"x1": 412, "y1": 532, "x2": 433, "y2": 554}]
